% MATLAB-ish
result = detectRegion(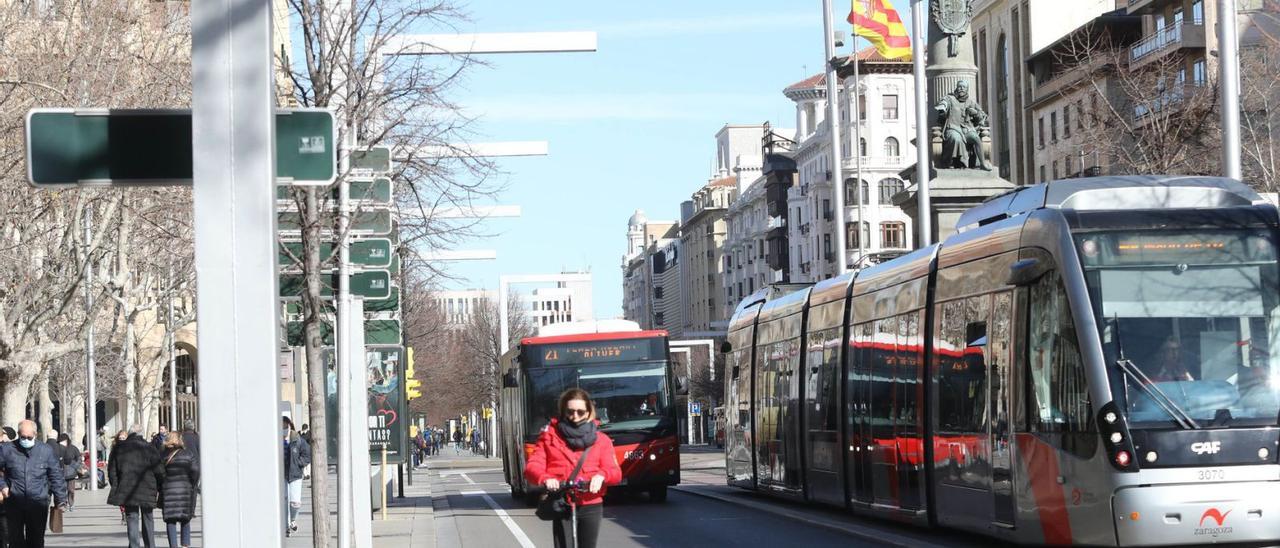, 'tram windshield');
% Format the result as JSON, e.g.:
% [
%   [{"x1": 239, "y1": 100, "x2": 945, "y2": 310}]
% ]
[
  {"x1": 1078, "y1": 229, "x2": 1280, "y2": 429},
  {"x1": 524, "y1": 361, "x2": 671, "y2": 438}
]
